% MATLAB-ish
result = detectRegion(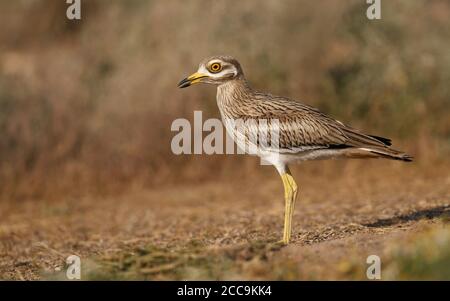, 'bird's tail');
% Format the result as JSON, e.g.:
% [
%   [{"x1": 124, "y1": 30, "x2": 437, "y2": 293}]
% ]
[{"x1": 359, "y1": 146, "x2": 413, "y2": 162}]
